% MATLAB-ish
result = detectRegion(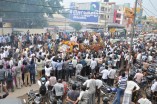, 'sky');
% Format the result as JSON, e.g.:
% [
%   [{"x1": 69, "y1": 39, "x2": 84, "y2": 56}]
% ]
[{"x1": 62, "y1": 0, "x2": 157, "y2": 17}]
